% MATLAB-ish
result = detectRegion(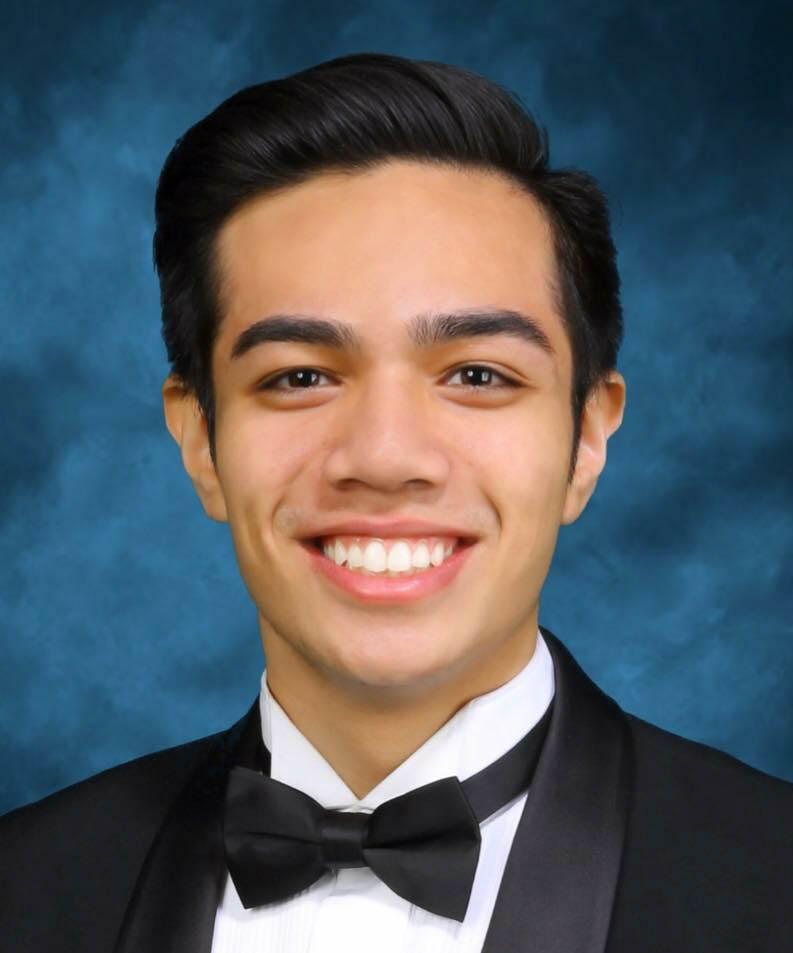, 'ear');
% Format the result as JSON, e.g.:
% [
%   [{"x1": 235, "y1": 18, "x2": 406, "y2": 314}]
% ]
[
  {"x1": 162, "y1": 375, "x2": 228, "y2": 522},
  {"x1": 561, "y1": 371, "x2": 626, "y2": 525}
]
